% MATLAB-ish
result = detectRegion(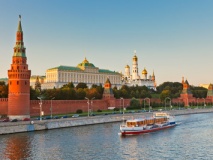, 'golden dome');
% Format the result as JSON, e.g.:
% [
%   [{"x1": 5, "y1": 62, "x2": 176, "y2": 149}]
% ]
[
  {"x1": 142, "y1": 68, "x2": 147, "y2": 74},
  {"x1": 125, "y1": 65, "x2": 130, "y2": 68},
  {"x1": 133, "y1": 55, "x2": 138, "y2": 61},
  {"x1": 83, "y1": 57, "x2": 89, "y2": 63},
  {"x1": 77, "y1": 57, "x2": 95, "y2": 68}
]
